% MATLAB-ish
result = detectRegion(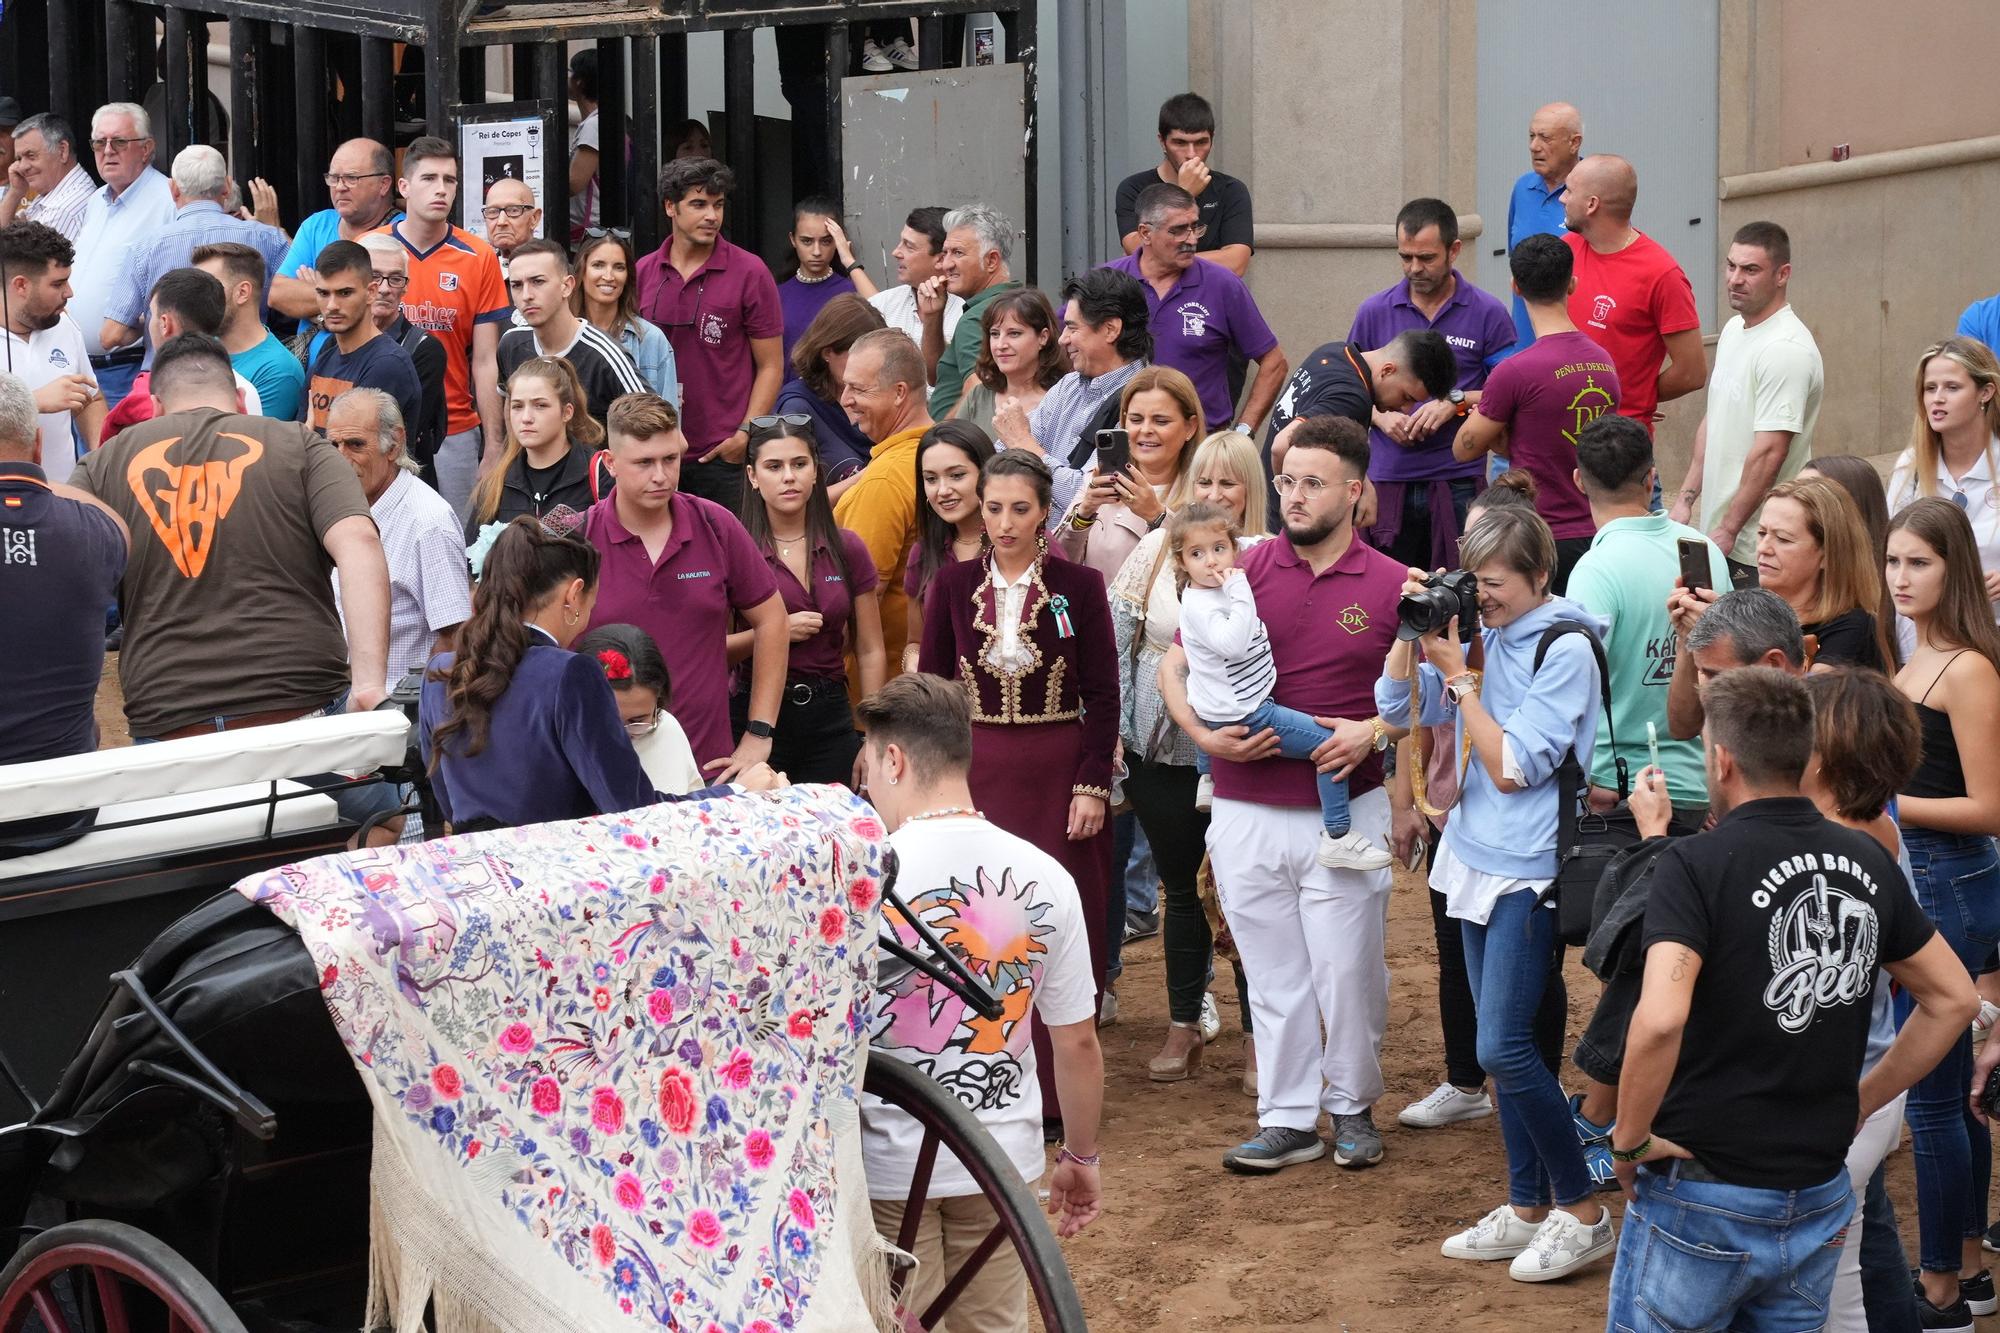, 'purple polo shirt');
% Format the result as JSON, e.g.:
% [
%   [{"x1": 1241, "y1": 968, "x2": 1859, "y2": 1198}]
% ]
[
  {"x1": 1203, "y1": 533, "x2": 1404, "y2": 809},
  {"x1": 1346, "y1": 271, "x2": 1516, "y2": 483},
  {"x1": 633, "y1": 236, "x2": 783, "y2": 458},
  {"x1": 764, "y1": 529, "x2": 880, "y2": 679},
  {"x1": 583, "y1": 491, "x2": 779, "y2": 768},
  {"x1": 1103, "y1": 253, "x2": 1278, "y2": 429}
]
